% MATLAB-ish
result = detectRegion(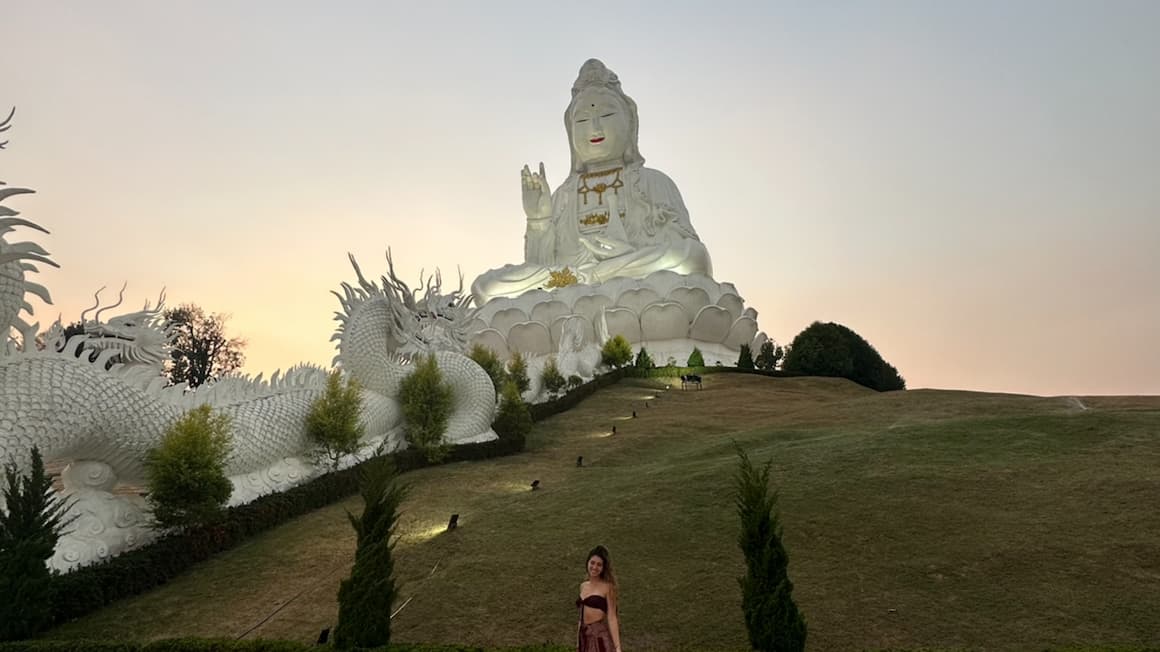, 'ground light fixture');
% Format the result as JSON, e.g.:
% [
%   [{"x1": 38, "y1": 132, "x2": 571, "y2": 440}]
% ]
[
  {"x1": 531, "y1": 479, "x2": 540, "y2": 490},
  {"x1": 447, "y1": 513, "x2": 459, "y2": 530}
]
